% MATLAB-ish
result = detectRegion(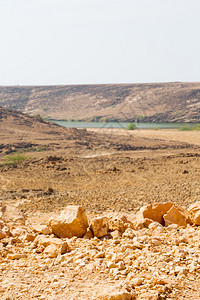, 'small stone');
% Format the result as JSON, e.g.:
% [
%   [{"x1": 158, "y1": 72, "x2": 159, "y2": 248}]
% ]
[
  {"x1": 11, "y1": 227, "x2": 26, "y2": 237},
  {"x1": 107, "y1": 261, "x2": 117, "y2": 269},
  {"x1": 110, "y1": 230, "x2": 122, "y2": 240},
  {"x1": 95, "y1": 252, "x2": 105, "y2": 258},
  {"x1": 98, "y1": 286, "x2": 134, "y2": 299},
  {"x1": 109, "y1": 218, "x2": 126, "y2": 233},
  {"x1": 123, "y1": 228, "x2": 136, "y2": 239},
  {"x1": 32, "y1": 224, "x2": 52, "y2": 235},
  {"x1": 0, "y1": 230, "x2": 6, "y2": 240},
  {"x1": 117, "y1": 261, "x2": 126, "y2": 271},
  {"x1": 130, "y1": 277, "x2": 143, "y2": 286},
  {"x1": 139, "y1": 291, "x2": 159, "y2": 300},
  {"x1": 148, "y1": 222, "x2": 163, "y2": 230},
  {"x1": 83, "y1": 228, "x2": 94, "y2": 239},
  {"x1": 24, "y1": 232, "x2": 36, "y2": 242},
  {"x1": 7, "y1": 253, "x2": 27, "y2": 260},
  {"x1": 34, "y1": 235, "x2": 70, "y2": 255}
]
